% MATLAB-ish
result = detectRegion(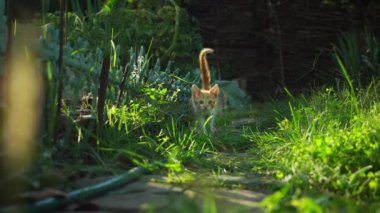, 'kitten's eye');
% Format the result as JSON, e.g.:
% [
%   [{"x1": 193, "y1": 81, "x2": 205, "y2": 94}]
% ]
[
  {"x1": 208, "y1": 100, "x2": 214, "y2": 104},
  {"x1": 199, "y1": 100, "x2": 204, "y2": 104}
]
